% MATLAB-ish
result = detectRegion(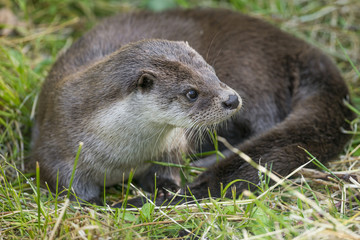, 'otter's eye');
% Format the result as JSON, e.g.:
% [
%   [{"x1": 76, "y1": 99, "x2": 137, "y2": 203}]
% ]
[{"x1": 186, "y1": 89, "x2": 198, "y2": 102}]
